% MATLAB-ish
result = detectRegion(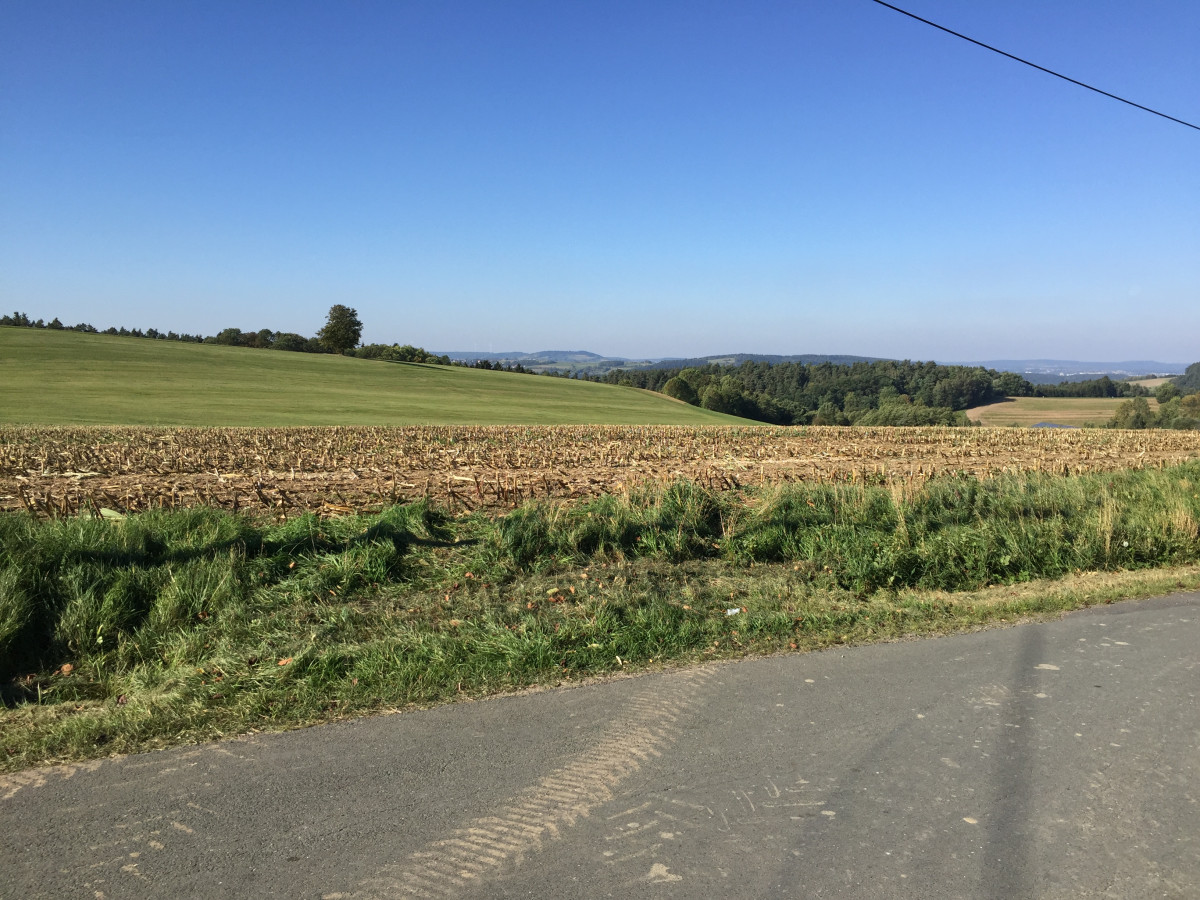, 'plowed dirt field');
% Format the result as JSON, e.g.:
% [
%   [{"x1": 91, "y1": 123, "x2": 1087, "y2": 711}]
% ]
[{"x1": 3, "y1": 425, "x2": 1199, "y2": 518}]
